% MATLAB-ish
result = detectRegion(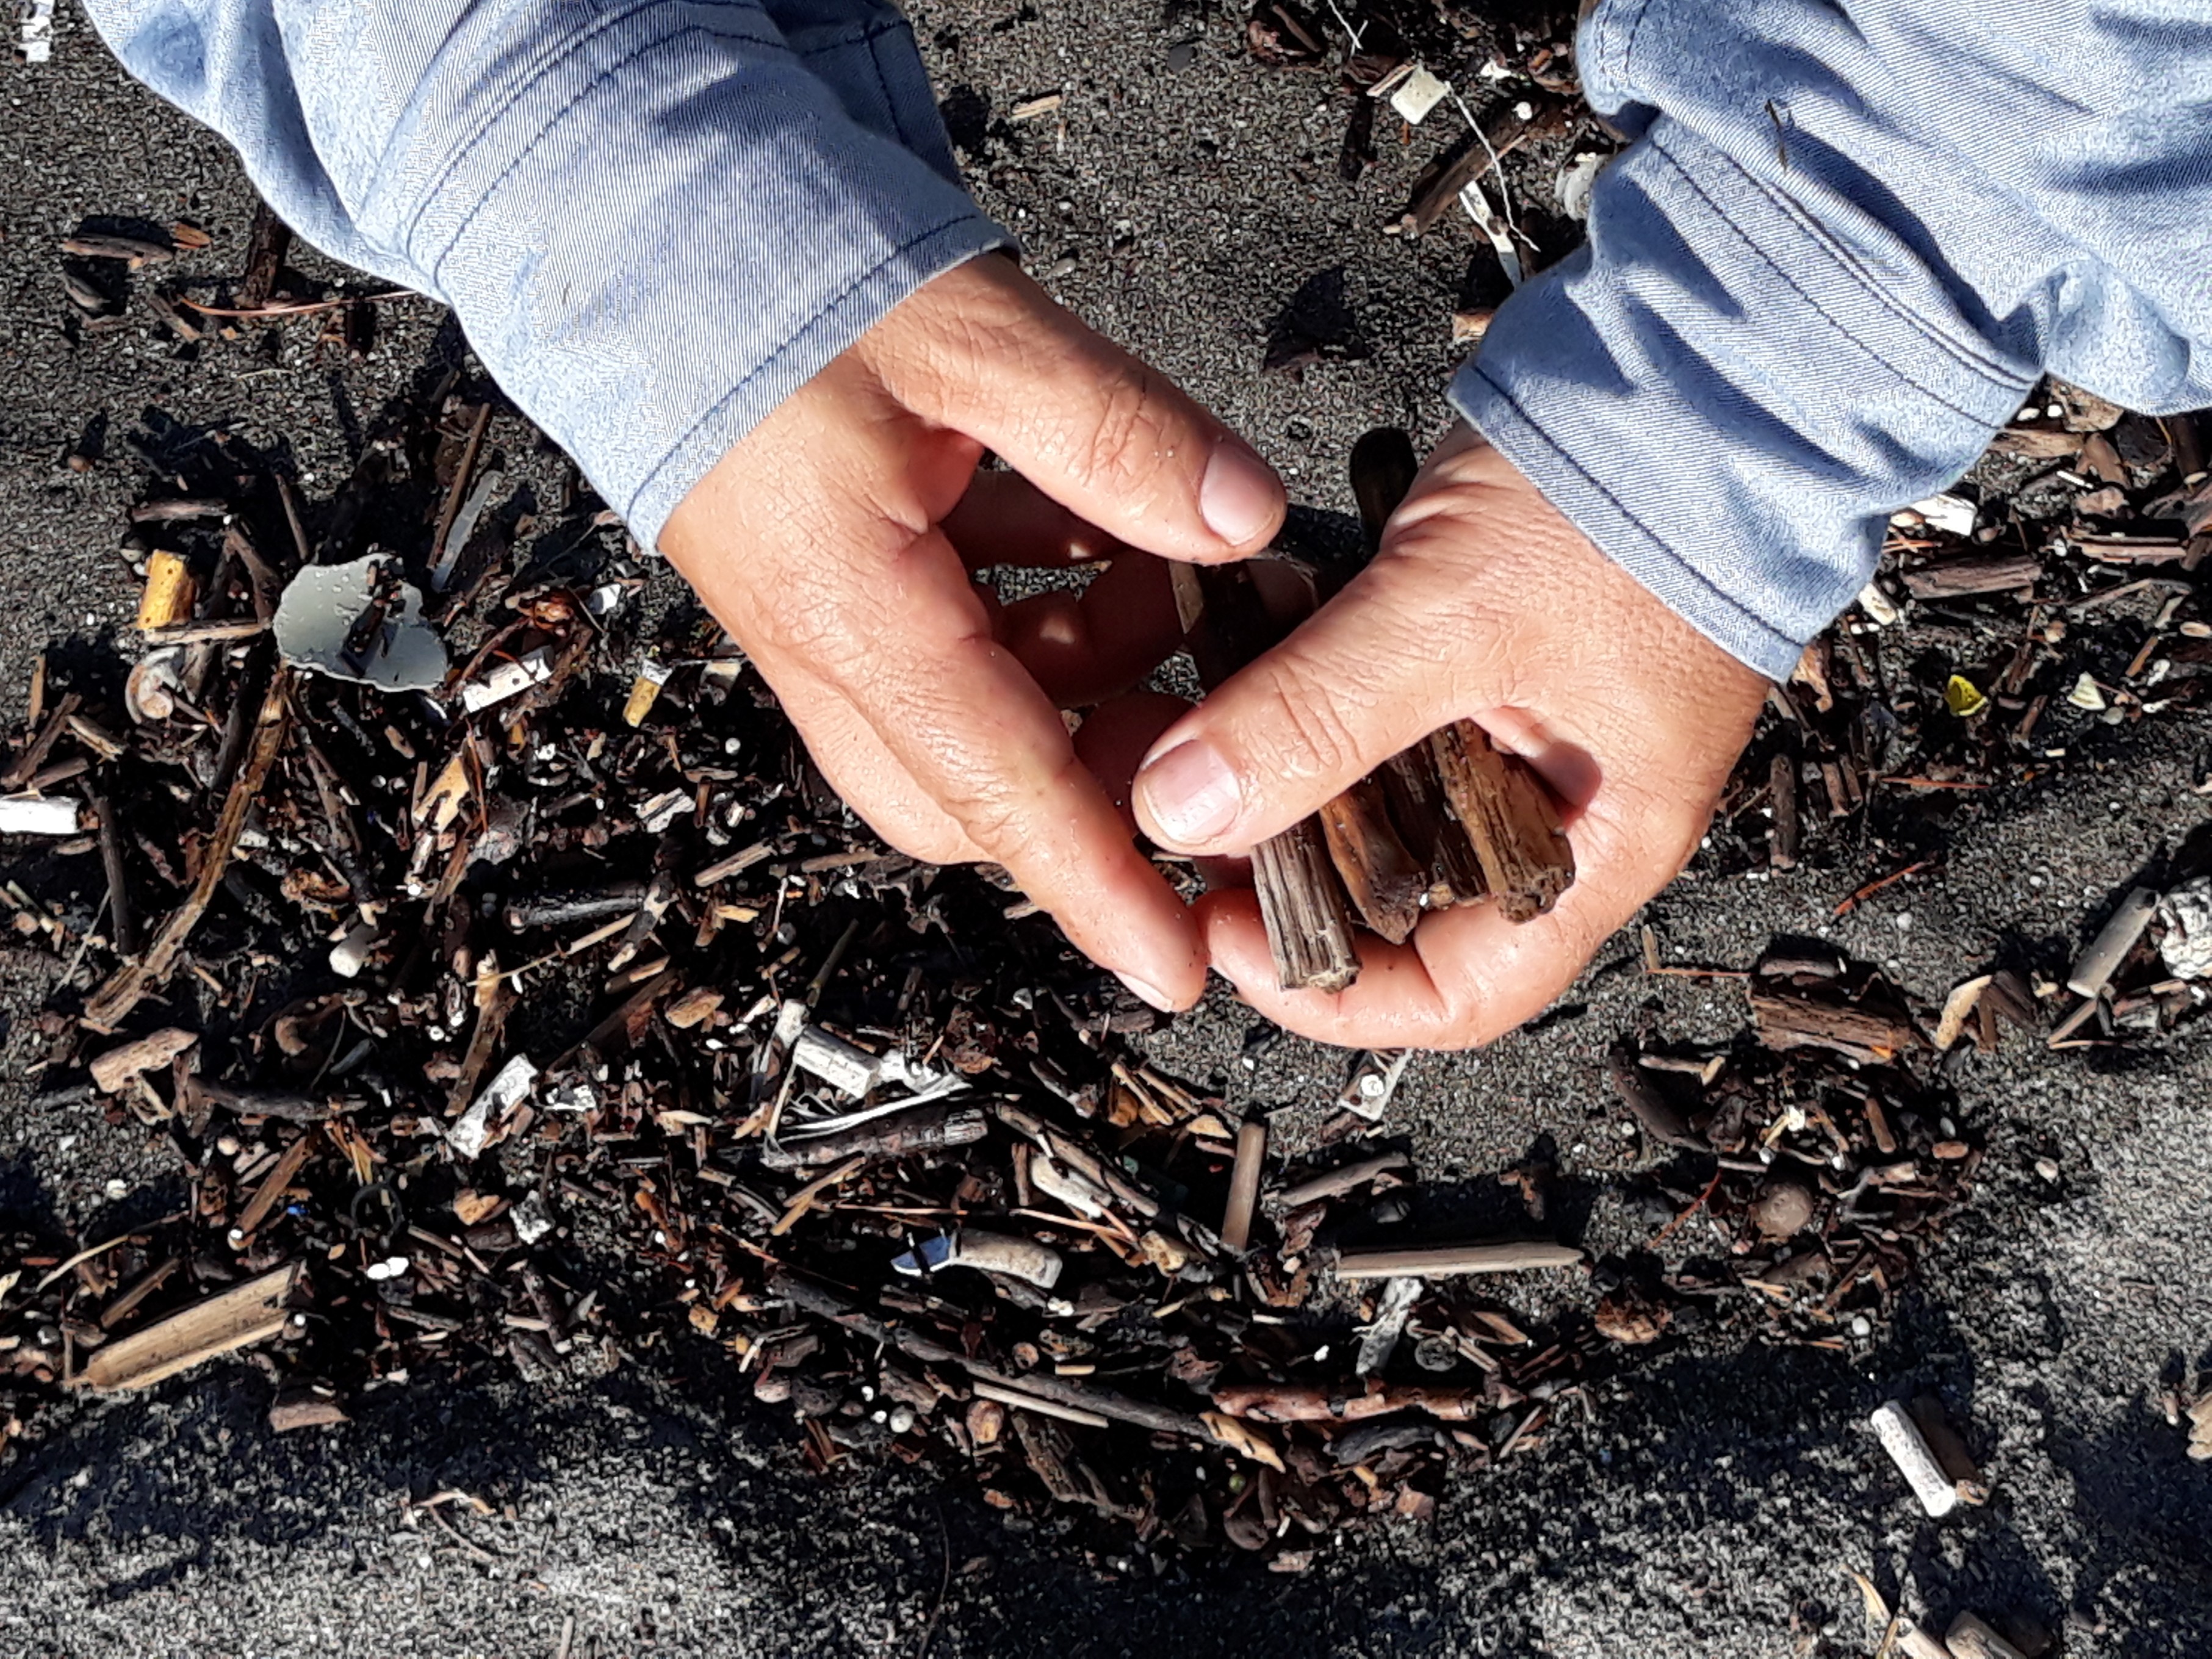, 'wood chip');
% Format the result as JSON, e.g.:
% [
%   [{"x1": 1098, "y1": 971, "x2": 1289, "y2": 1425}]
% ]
[{"x1": 74, "y1": 1262, "x2": 300, "y2": 1392}]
